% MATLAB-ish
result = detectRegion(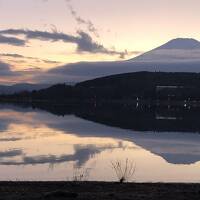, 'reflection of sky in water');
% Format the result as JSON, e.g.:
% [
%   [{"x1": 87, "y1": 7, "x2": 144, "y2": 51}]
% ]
[{"x1": 0, "y1": 105, "x2": 200, "y2": 182}]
